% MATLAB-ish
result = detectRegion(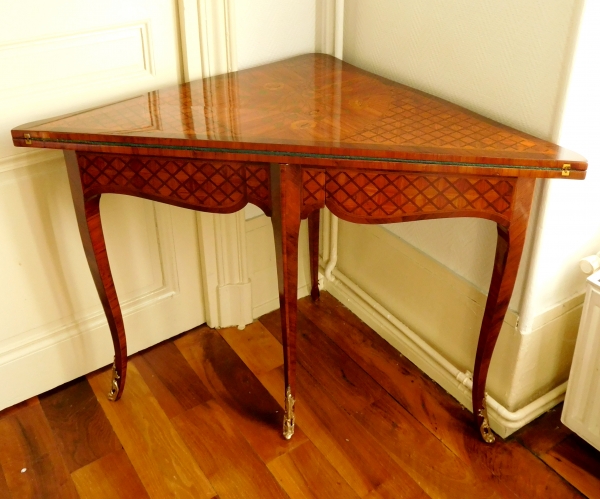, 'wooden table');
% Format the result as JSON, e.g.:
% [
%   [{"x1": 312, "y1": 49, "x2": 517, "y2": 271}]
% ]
[{"x1": 12, "y1": 54, "x2": 586, "y2": 443}]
